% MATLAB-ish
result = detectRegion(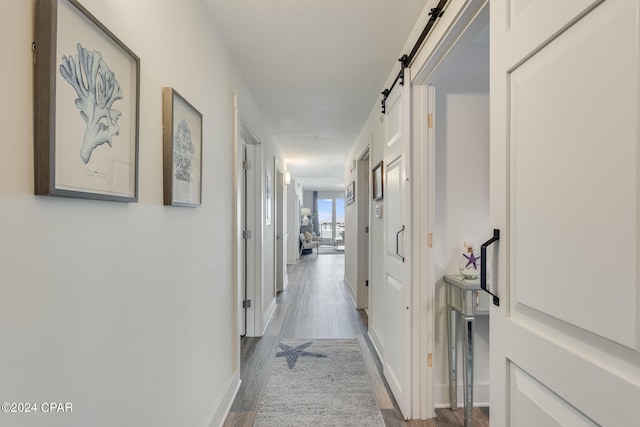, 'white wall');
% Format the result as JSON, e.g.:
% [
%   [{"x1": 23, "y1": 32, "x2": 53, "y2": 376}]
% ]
[
  {"x1": 0, "y1": 1, "x2": 280, "y2": 426},
  {"x1": 433, "y1": 92, "x2": 490, "y2": 405}
]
